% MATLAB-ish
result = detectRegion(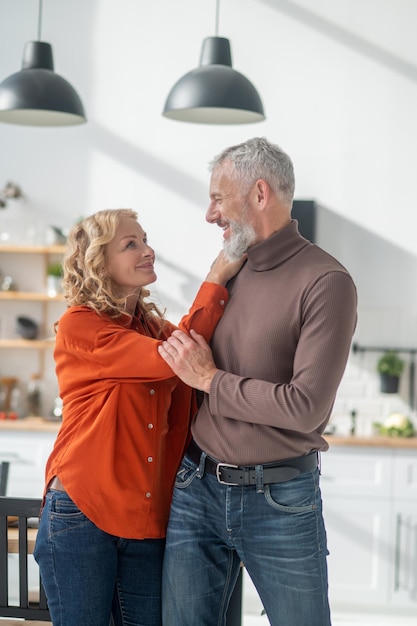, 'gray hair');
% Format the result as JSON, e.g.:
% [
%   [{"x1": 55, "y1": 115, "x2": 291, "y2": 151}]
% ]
[{"x1": 209, "y1": 137, "x2": 295, "y2": 206}]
